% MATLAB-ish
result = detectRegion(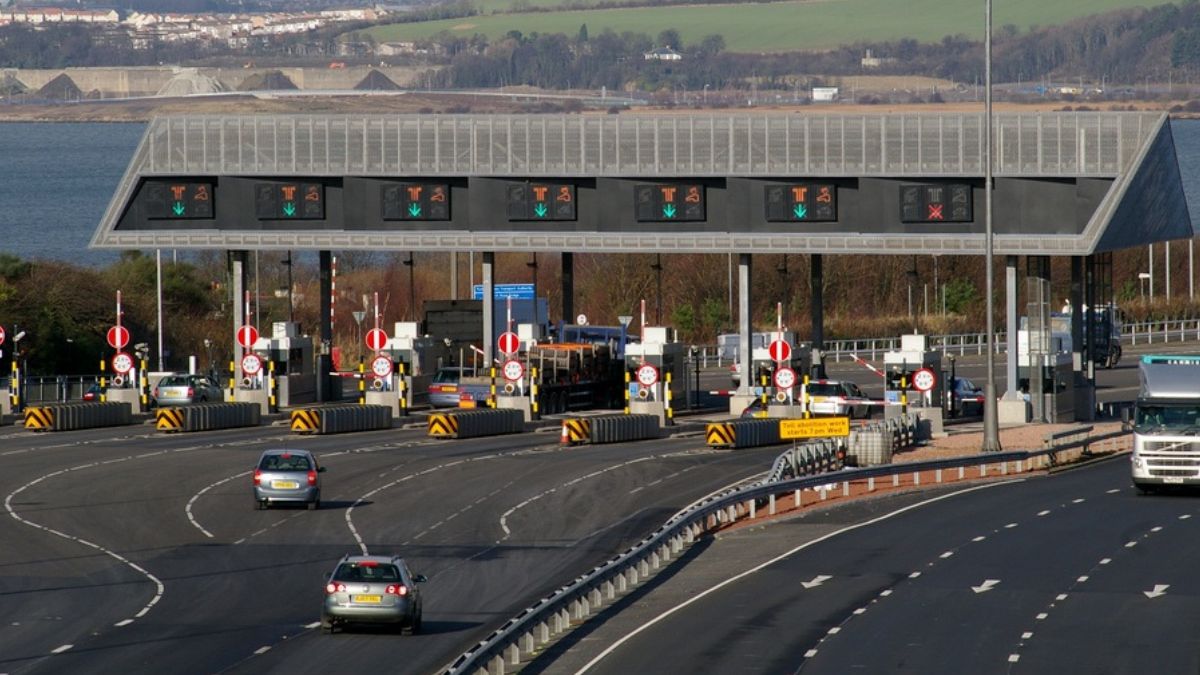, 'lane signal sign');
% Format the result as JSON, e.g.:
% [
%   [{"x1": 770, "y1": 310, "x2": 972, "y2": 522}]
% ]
[
  {"x1": 255, "y1": 182, "x2": 325, "y2": 220},
  {"x1": 764, "y1": 184, "x2": 837, "y2": 222},
  {"x1": 506, "y1": 182, "x2": 576, "y2": 221},
  {"x1": 142, "y1": 181, "x2": 214, "y2": 220},
  {"x1": 382, "y1": 182, "x2": 450, "y2": 221},
  {"x1": 900, "y1": 184, "x2": 972, "y2": 223},
  {"x1": 635, "y1": 184, "x2": 705, "y2": 222}
]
